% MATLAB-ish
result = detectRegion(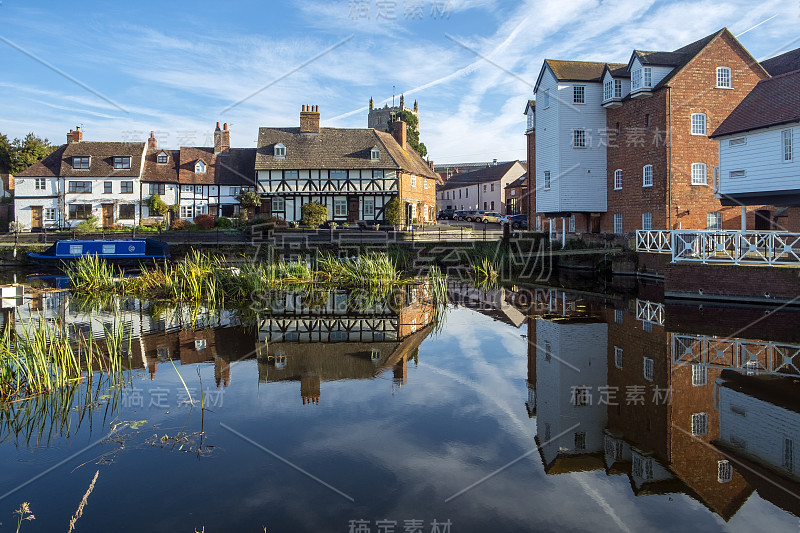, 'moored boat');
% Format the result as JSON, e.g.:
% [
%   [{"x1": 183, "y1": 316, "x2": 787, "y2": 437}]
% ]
[{"x1": 27, "y1": 239, "x2": 170, "y2": 267}]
